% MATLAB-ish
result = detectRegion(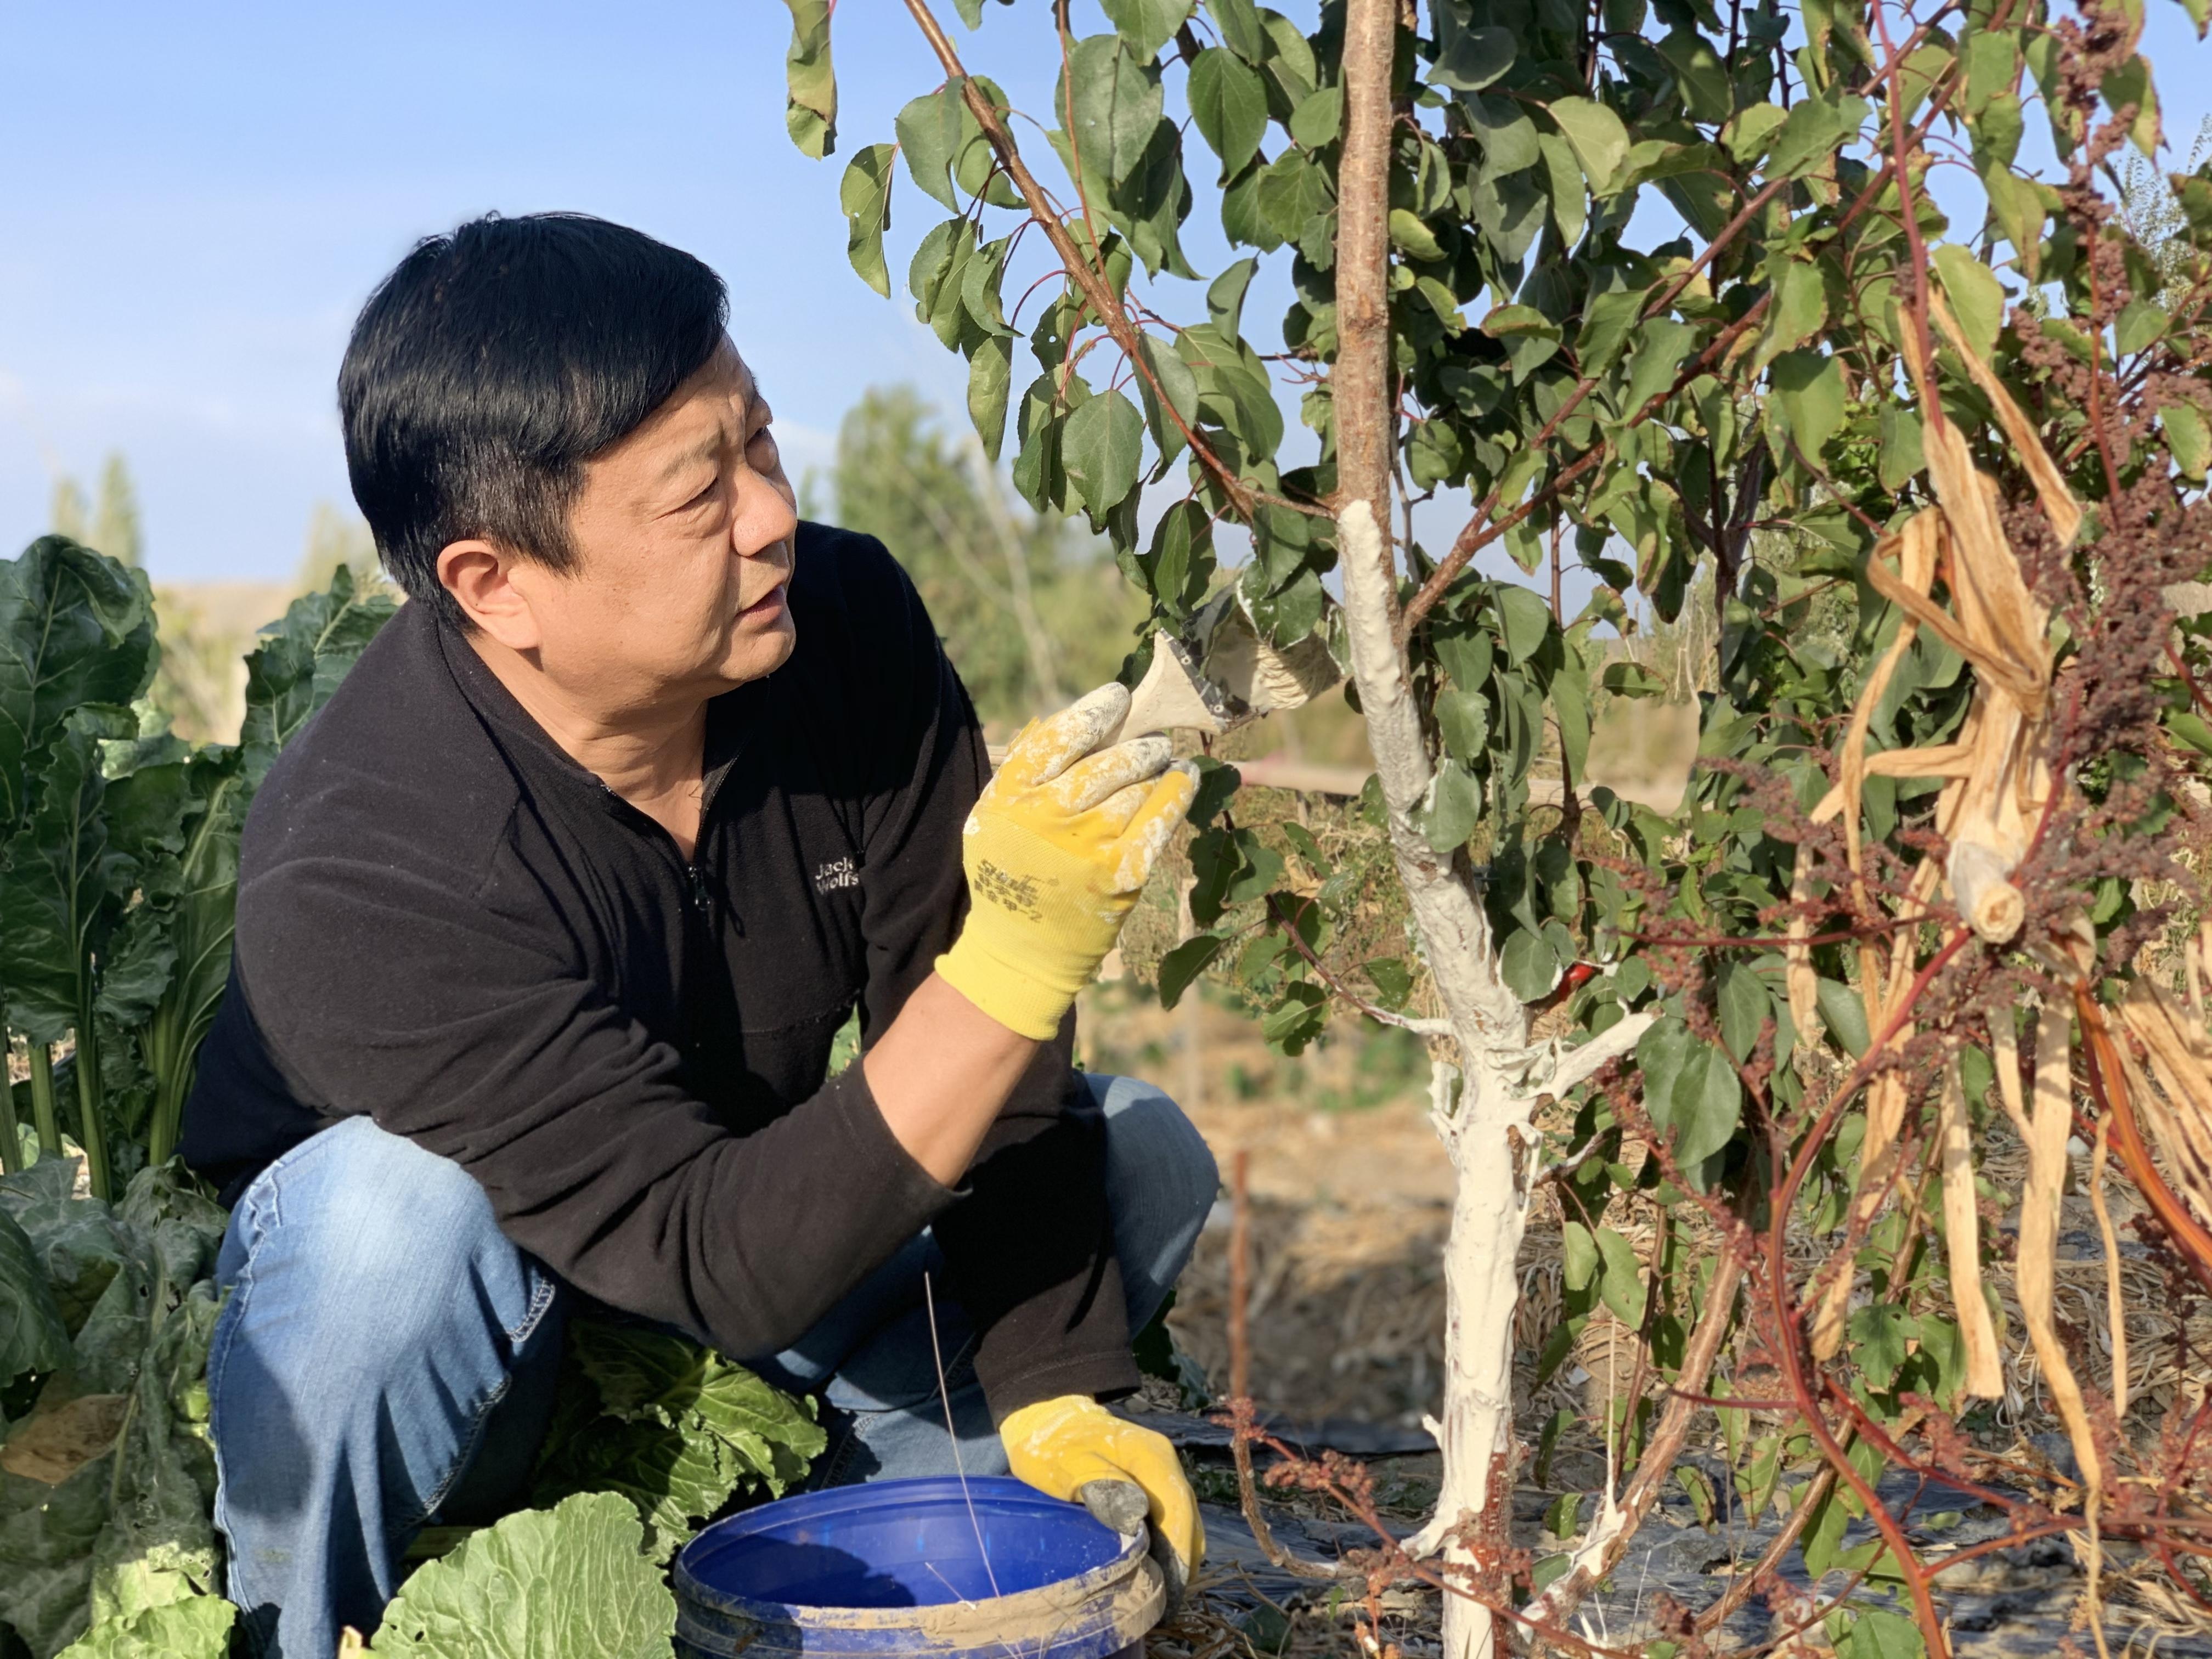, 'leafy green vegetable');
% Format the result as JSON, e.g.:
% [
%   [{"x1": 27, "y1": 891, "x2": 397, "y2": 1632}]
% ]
[
  {"x1": 55, "y1": 1594, "x2": 233, "y2": 1659},
  {"x1": 0, "y1": 1161, "x2": 226, "y2": 1658},
  {"x1": 531, "y1": 1320, "x2": 824, "y2": 1562},
  {"x1": 373, "y1": 1493, "x2": 675, "y2": 1659},
  {"x1": 0, "y1": 1206, "x2": 72, "y2": 1384}
]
